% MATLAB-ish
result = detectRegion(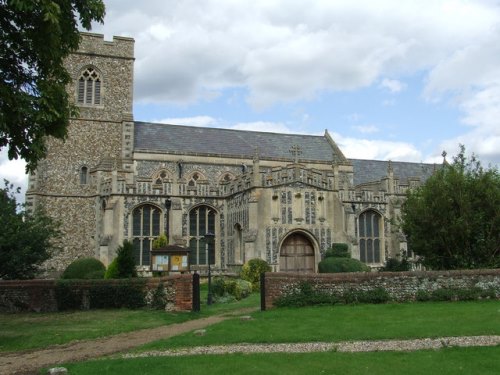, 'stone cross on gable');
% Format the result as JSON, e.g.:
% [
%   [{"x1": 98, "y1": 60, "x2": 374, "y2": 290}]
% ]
[{"x1": 289, "y1": 144, "x2": 302, "y2": 164}]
